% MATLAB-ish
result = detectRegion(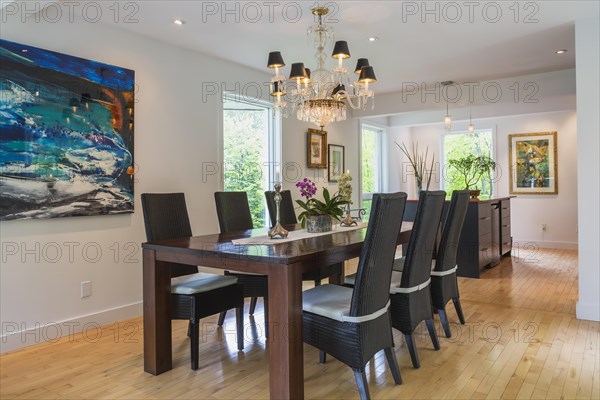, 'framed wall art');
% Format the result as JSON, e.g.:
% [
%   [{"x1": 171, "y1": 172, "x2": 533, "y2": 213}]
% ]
[
  {"x1": 307, "y1": 128, "x2": 327, "y2": 169},
  {"x1": 509, "y1": 131, "x2": 558, "y2": 195},
  {"x1": 0, "y1": 39, "x2": 135, "y2": 221},
  {"x1": 328, "y1": 144, "x2": 344, "y2": 182}
]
